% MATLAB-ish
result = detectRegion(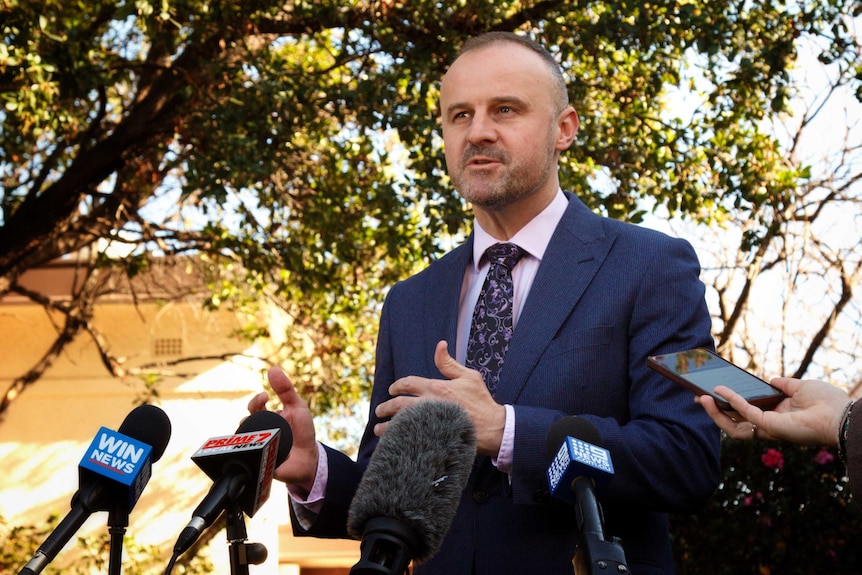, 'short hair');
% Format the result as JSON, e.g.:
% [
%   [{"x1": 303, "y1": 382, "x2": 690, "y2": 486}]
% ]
[{"x1": 456, "y1": 32, "x2": 569, "y2": 112}]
